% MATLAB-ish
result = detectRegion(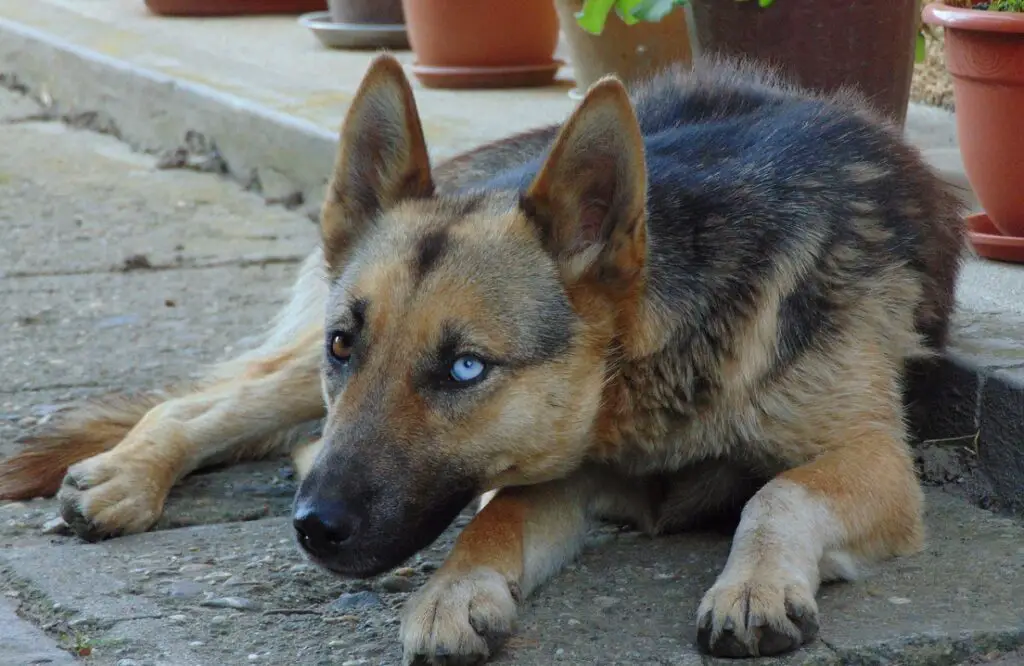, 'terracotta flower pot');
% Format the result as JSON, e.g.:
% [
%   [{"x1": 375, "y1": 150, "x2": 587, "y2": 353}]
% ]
[
  {"x1": 923, "y1": 3, "x2": 1024, "y2": 241},
  {"x1": 145, "y1": 0, "x2": 325, "y2": 16},
  {"x1": 553, "y1": 0, "x2": 693, "y2": 92},
  {"x1": 688, "y1": 0, "x2": 918, "y2": 126},
  {"x1": 400, "y1": 0, "x2": 562, "y2": 88}
]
